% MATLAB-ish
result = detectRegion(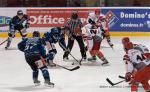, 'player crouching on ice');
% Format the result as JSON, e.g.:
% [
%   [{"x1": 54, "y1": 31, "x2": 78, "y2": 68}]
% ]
[
  {"x1": 89, "y1": 11, "x2": 113, "y2": 47},
  {"x1": 42, "y1": 27, "x2": 67, "y2": 67},
  {"x1": 5, "y1": 10, "x2": 30, "y2": 50},
  {"x1": 82, "y1": 20, "x2": 109, "y2": 65},
  {"x1": 122, "y1": 37, "x2": 150, "y2": 92},
  {"x1": 18, "y1": 31, "x2": 54, "y2": 87},
  {"x1": 86, "y1": 11, "x2": 113, "y2": 62},
  {"x1": 123, "y1": 42, "x2": 150, "y2": 92}
]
